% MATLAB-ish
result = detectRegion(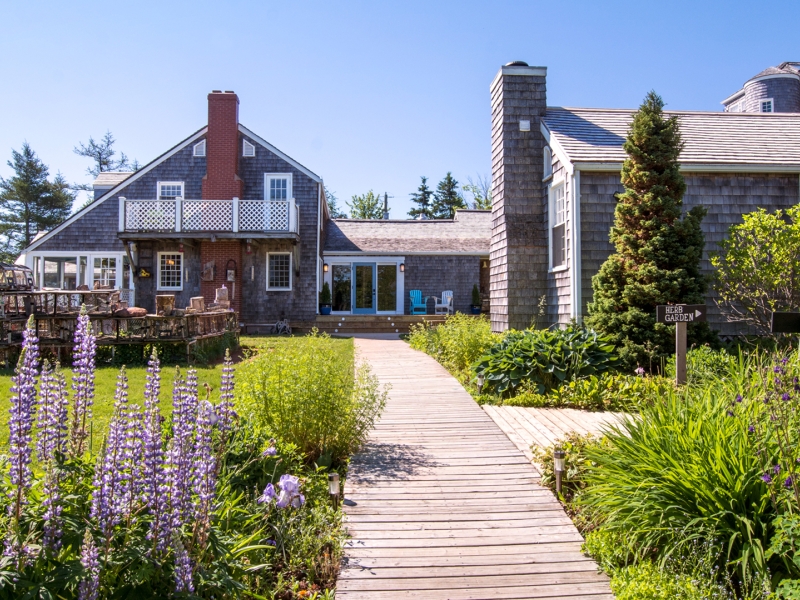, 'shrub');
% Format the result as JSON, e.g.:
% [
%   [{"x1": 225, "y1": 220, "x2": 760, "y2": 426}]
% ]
[
  {"x1": 665, "y1": 345, "x2": 738, "y2": 386},
  {"x1": 578, "y1": 386, "x2": 774, "y2": 583},
  {"x1": 408, "y1": 313, "x2": 498, "y2": 379},
  {"x1": 582, "y1": 528, "x2": 634, "y2": 572},
  {"x1": 473, "y1": 325, "x2": 618, "y2": 395},
  {"x1": 471, "y1": 284, "x2": 481, "y2": 306},
  {"x1": 533, "y1": 432, "x2": 609, "y2": 506},
  {"x1": 610, "y1": 560, "x2": 731, "y2": 600},
  {"x1": 236, "y1": 333, "x2": 386, "y2": 464}
]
